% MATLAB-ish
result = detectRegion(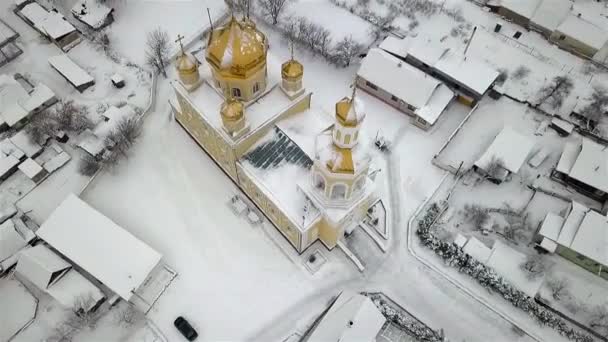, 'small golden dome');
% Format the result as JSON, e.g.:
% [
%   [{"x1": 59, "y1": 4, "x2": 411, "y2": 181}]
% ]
[
  {"x1": 206, "y1": 16, "x2": 267, "y2": 79},
  {"x1": 221, "y1": 97, "x2": 244, "y2": 122},
  {"x1": 176, "y1": 52, "x2": 198, "y2": 74},
  {"x1": 335, "y1": 96, "x2": 364, "y2": 127},
  {"x1": 281, "y1": 59, "x2": 303, "y2": 80}
]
